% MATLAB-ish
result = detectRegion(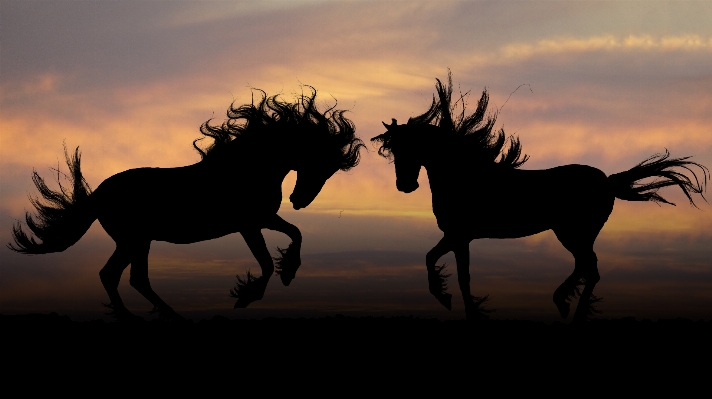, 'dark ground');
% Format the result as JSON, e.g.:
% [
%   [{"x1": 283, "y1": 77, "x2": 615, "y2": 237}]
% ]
[
  {"x1": 2, "y1": 313, "x2": 709, "y2": 393},
  {"x1": 4, "y1": 313, "x2": 711, "y2": 372}
]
